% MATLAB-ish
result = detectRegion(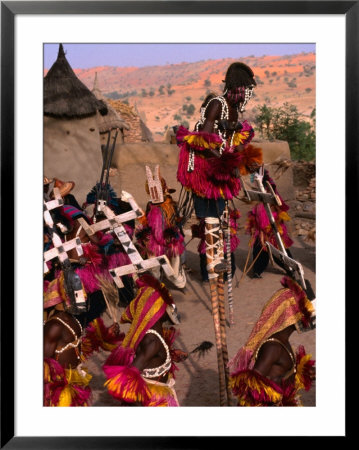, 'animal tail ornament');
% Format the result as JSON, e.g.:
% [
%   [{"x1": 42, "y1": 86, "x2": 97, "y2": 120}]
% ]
[
  {"x1": 190, "y1": 341, "x2": 214, "y2": 358},
  {"x1": 43, "y1": 358, "x2": 92, "y2": 407},
  {"x1": 170, "y1": 341, "x2": 214, "y2": 363}
]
